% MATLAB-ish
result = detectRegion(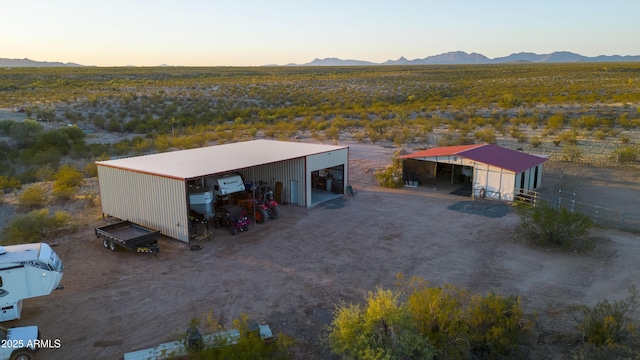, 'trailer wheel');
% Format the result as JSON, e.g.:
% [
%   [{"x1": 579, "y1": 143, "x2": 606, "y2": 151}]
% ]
[
  {"x1": 109, "y1": 241, "x2": 117, "y2": 251},
  {"x1": 102, "y1": 239, "x2": 109, "y2": 249},
  {"x1": 10, "y1": 350, "x2": 33, "y2": 360}
]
